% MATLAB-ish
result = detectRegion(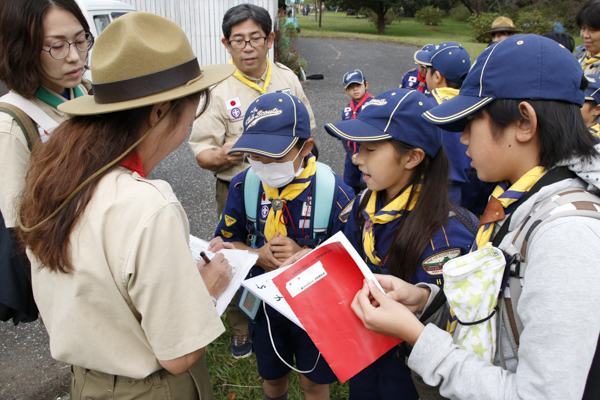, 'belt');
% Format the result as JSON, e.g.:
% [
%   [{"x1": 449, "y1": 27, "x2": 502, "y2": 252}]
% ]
[{"x1": 216, "y1": 177, "x2": 231, "y2": 188}]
